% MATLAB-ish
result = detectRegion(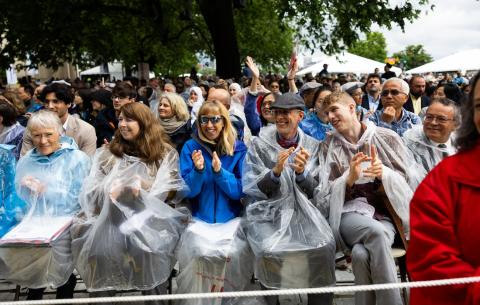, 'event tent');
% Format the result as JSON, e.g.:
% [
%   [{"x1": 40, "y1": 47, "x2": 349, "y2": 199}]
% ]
[
  {"x1": 297, "y1": 51, "x2": 402, "y2": 76},
  {"x1": 406, "y1": 49, "x2": 480, "y2": 74},
  {"x1": 79, "y1": 62, "x2": 125, "y2": 80}
]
